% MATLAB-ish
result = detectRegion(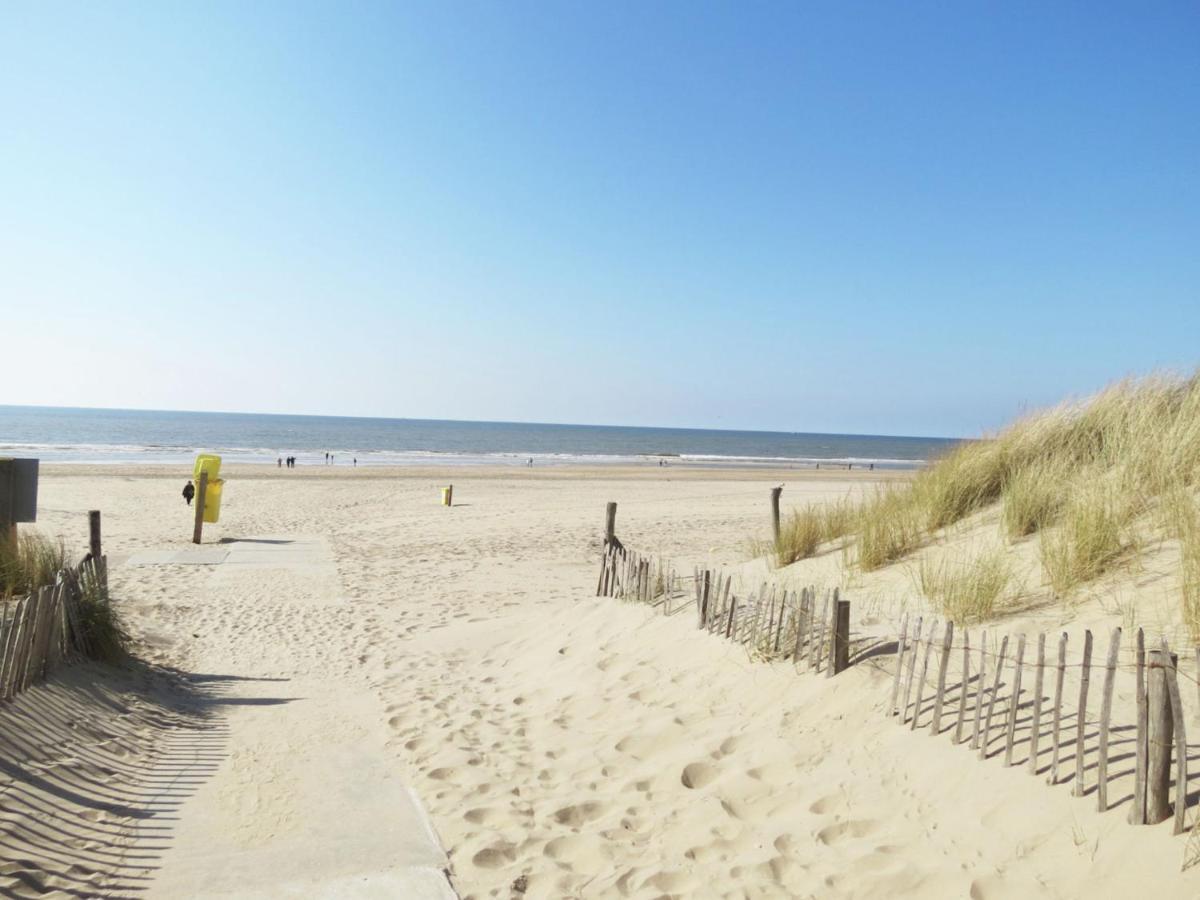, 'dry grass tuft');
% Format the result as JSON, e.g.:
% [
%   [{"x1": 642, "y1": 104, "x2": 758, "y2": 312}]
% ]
[
  {"x1": 917, "y1": 546, "x2": 1017, "y2": 624},
  {"x1": 0, "y1": 530, "x2": 68, "y2": 599},
  {"x1": 1040, "y1": 482, "x2": 1131, "y2": 596}
]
